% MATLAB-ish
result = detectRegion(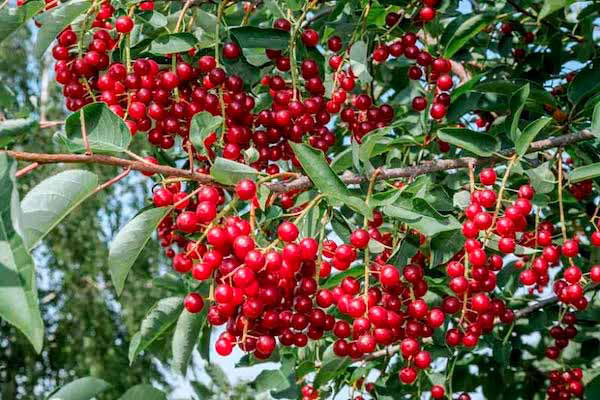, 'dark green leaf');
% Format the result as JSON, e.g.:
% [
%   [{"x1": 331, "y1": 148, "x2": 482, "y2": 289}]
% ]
[
  {"x1": 47, "y1": 377, "x2": 111, "y2": 400},
  {"x1": 21, "y1": 170, "x2": 99, "y2": 251},
  {"x1": 189, "y1": 111, "x2": 223, "y2": 157},
  {"x1": 0, "y1": 1, "x2": 44, "y2": 45},
  {"x1": 314, "y1": 345, "x2": 351, "y2": 388},
  {"x1": 35, "y1": 0, "x2": 92, "y2": 58},
  {"x1": 507, "y1": 84, "x2": 530, "y2": 143},
  {"x1": 230, "y1": 26, "x2": 290, "y2": 49},
  {"x1": 570, "y1": 162, "x2": 600, "y2": 183},
  {"x1": 539, "y1": 0, "x2": 571, "y2": 20},
  {"x1": 210, "y1": 157, "x2": 259, "y2": 185},
  {"x1": 118, "y1": 384, "x2": 166, "y2": 400},
  {"x1": 383, "y1": 200, "x2": 462, "y2": 236},
  {"x1": 108, "y1": 207, "x2": 171, "y2": 296},
  {"x1": 430, "y1": 229, "x2": 465, "y2": 267},
  {"x1": 171, "y1": 309, "x2": 204, "y2": 375},
  {"x1": 58, "y1": 103, "x2": 131, "y2": 155},
  {"x1": 0, "y1": 114, "x2": 38, "y2": 147},
  {"x1": 0, "y1": 154, "x2": 44, "y2": 353},
  {"x1": 438, "y1": 128, "x2": 500, "y2": 156},
  {"x1": 289, "y1": 142, "x2": 371, "y2": 218},
  {"x1": 591, "y1": 102, "x2": 600, "y2": 137},
  {"x1": 514, "y1": 117, "x2": 552, "y2": 157},
  {"x1": 568, "y1": 63, "x2": 600, "y2": 105},
  {"x1": 321, "y1": 265, "x2": 364, "y2": 289},
  {"x1": 129, "y1": 297, "x2": 183, "y2": 363},
  {"x1": 148, "y1": 33, "x2": 197, "y2": 54},
  {"x1": 444, "y1": 14, "x2": 494, "y2": 58}
]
